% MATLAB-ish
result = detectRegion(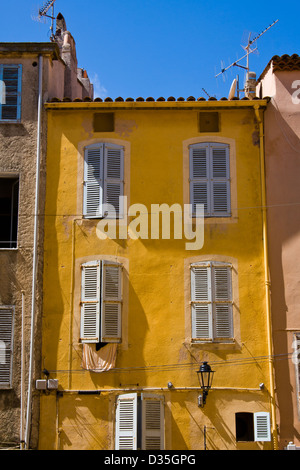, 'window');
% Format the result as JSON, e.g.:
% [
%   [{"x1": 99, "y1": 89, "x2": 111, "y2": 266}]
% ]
[
  {"x1": 80, "y1": 260, "x2": 122, "y2": 344},
  {"x1": 93, "y1": 113, "x2": 115, "y2": 132},
  {"x1": 83, "y1": 143, "x2": 124, "y2": 219},
  {"x1": 0, "y1": 177, "x2": 19, "y2": 249},
  {"x1": 0, "y1": 307, "x2": 14, "y2": 389},
  {"x1": 294, "y1": 333, "x2": 300, "y2": 417},
  {"x1": 0, "y1": 65, "x2": 22, "y2": 122},
  {"x1": 191, "y1": 261, "x2": 233, "y2": 342},
  {"x1": 199, "y1": 112, "x2": 219, "y2": 132},
  {"x1": 235, "y1": 412, "x2": 271, "y2": 442},
  {"x1": 189, "y1": 142, "x2": 230, "y2": 217},
  {"x1": 115, "y1": 393, "x2": 164, "y2": 450}
]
